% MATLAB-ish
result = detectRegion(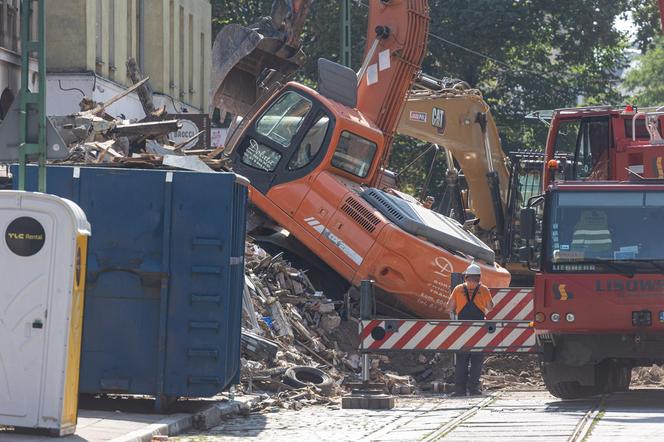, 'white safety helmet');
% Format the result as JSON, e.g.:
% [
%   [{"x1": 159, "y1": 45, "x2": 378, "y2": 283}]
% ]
[{"x1": 464, "y1": 263, "x2": 481, "y2": 276}]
